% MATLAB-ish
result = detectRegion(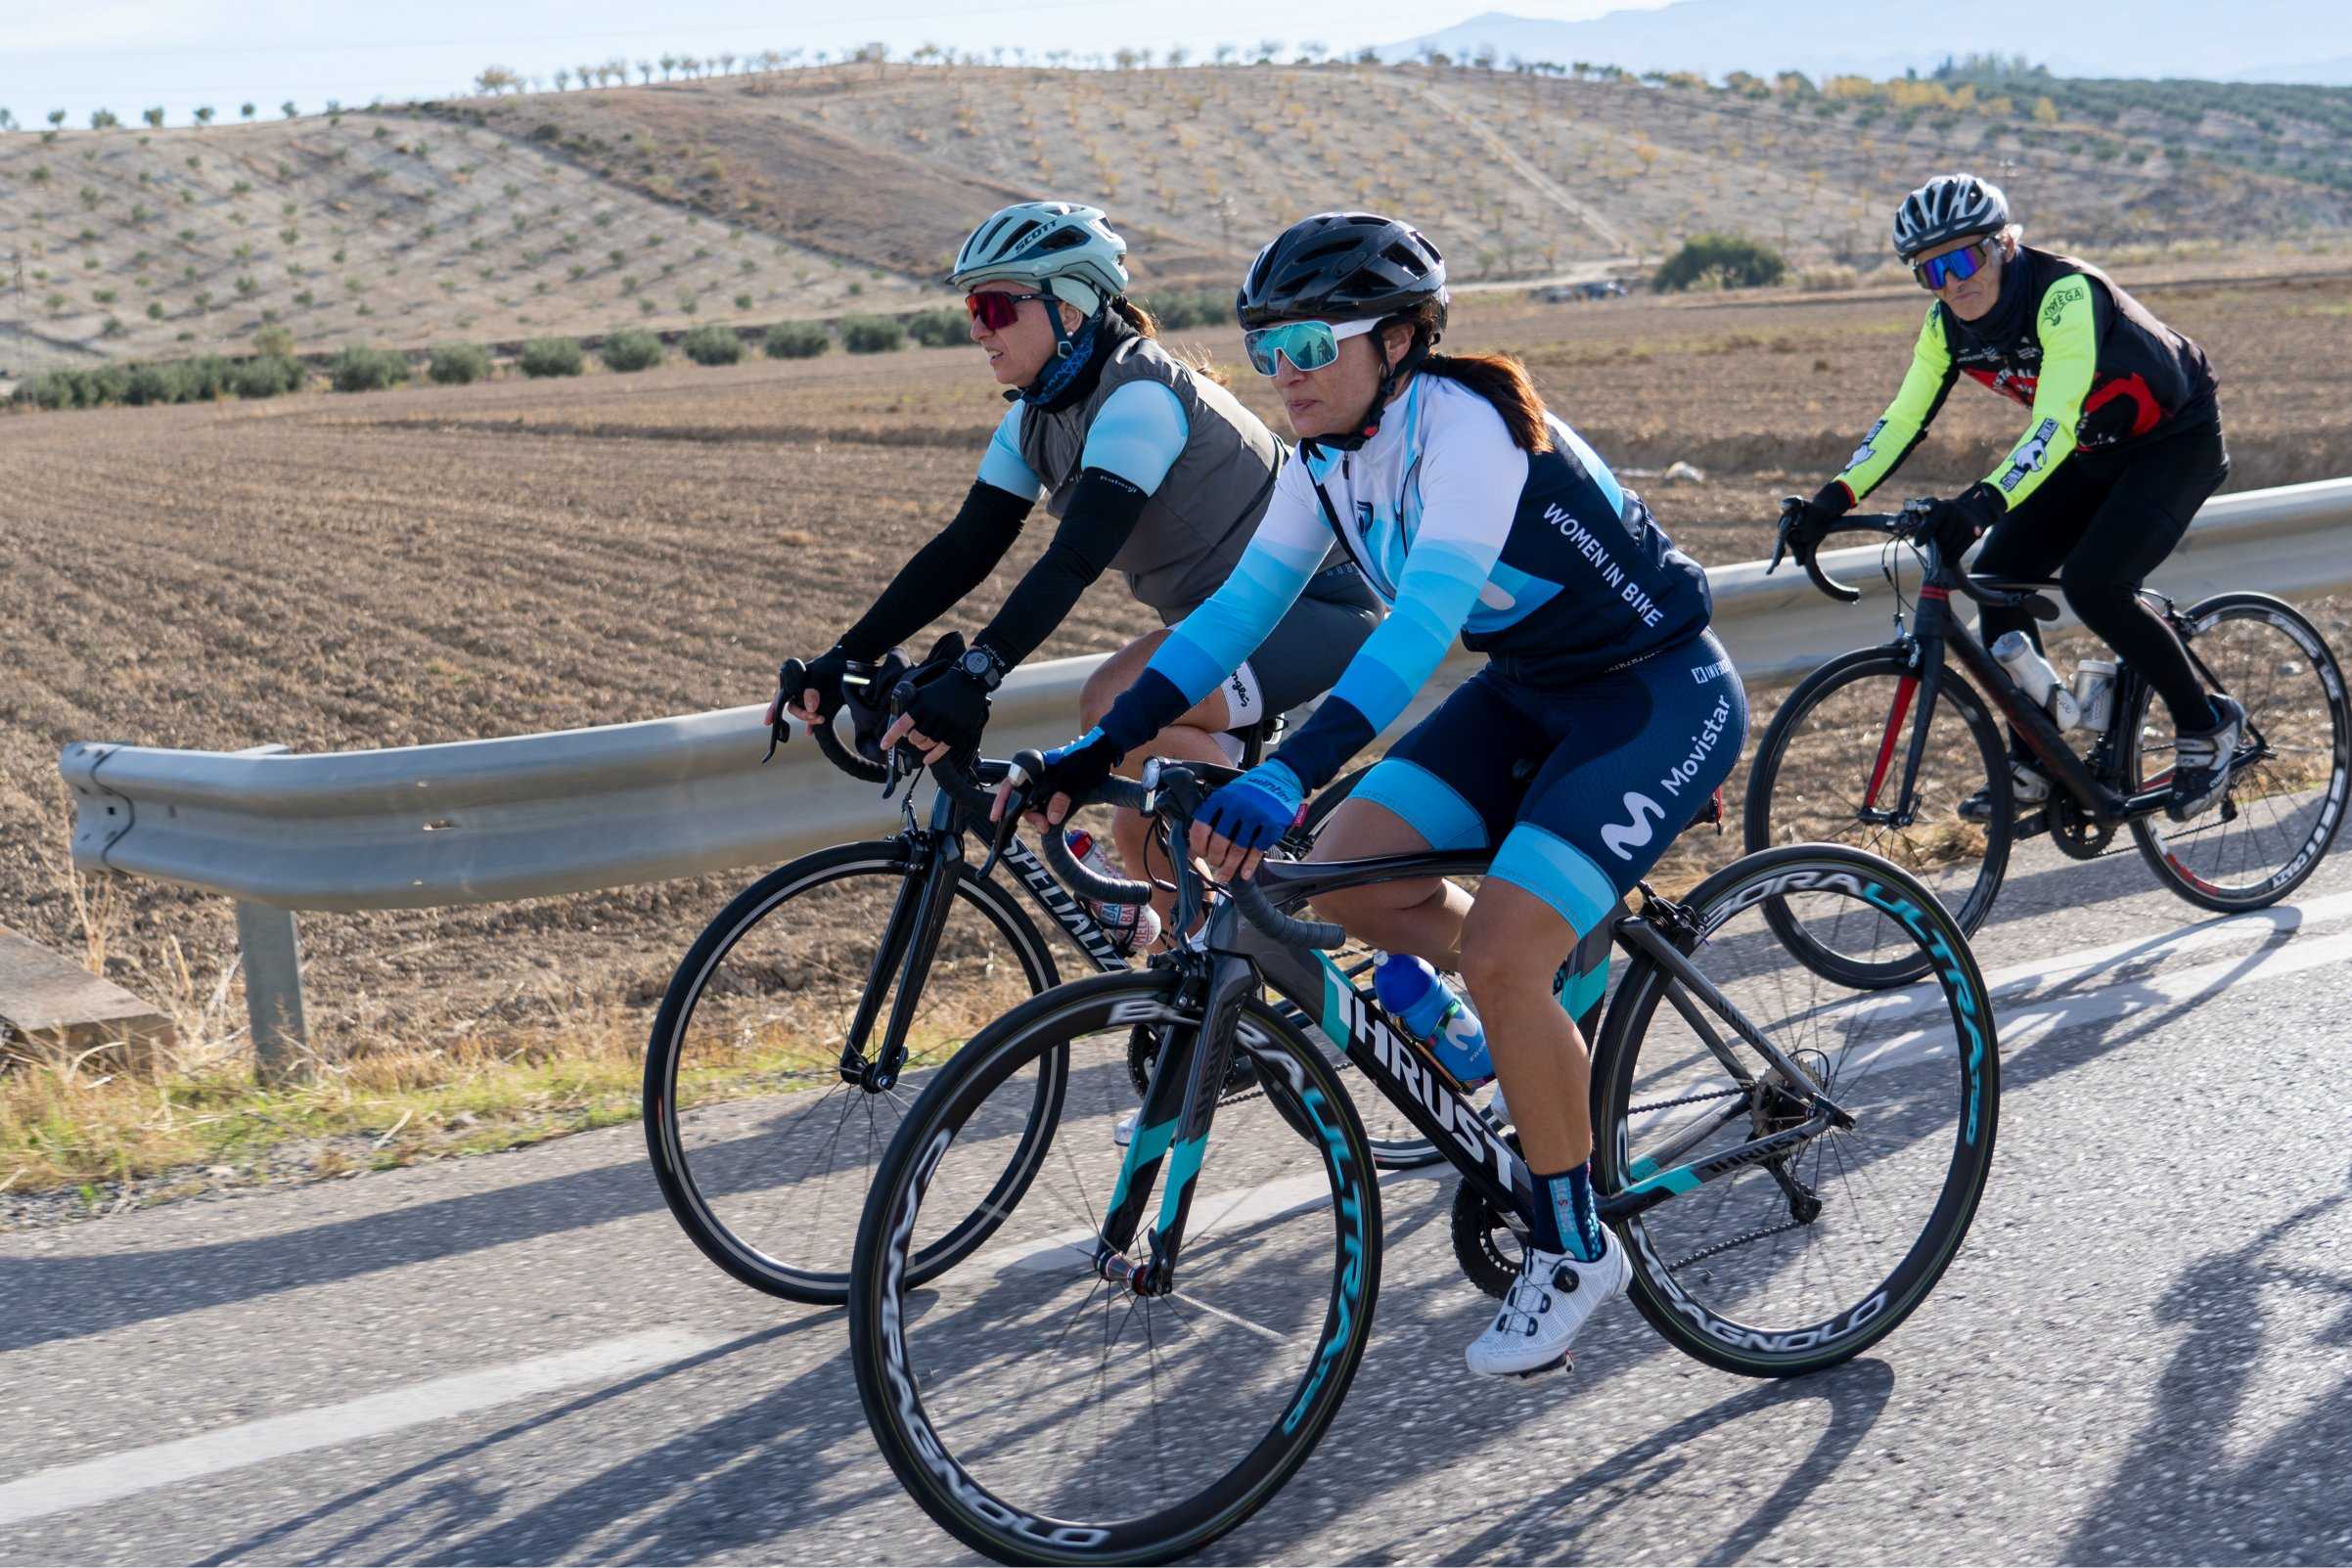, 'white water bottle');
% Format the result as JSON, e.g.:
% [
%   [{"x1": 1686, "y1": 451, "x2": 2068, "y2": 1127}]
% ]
[
  {"x1": 1991, "y1": 631, "x2": 2083, "y2": 732},
  {"x1": 1063, "y1": 829, "x2": 1161, "y2": 952},
  {"x1": 2071, "y1": 659, "x2": 2118, "y2": 737}
]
